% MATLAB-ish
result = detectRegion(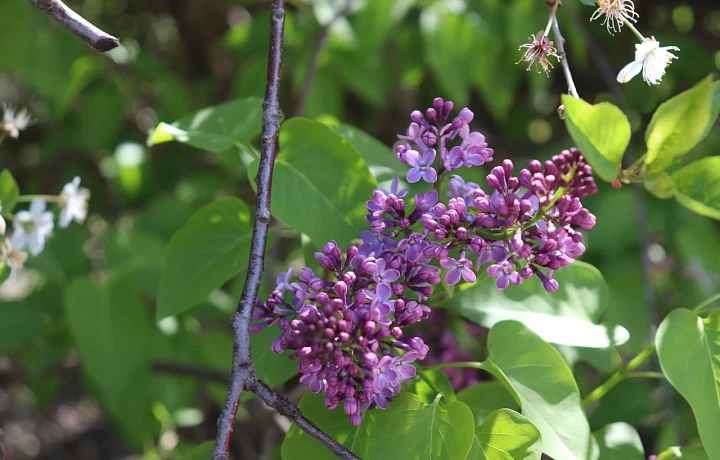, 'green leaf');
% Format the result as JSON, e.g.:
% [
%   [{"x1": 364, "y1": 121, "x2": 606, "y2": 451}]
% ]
[
  {"x1": 700, "y1": 80, "x2": 720, "y2": 140},
  {"x1": 656, "y1": 308, "x2": 720, "y2": 459},
  {"x1": 644, "y1": 172, "x2": 677, "y2": 200},
  {"x1": 487, "y1": 321, "x2": 596, "y2": 460},
  {"x1": 367, "y1": 392, "x2": 475, "y2": 460},
  {"x1": 251, "y1": 326, "x2": 299, "y2": 387},
  {"x1": 248, "y1": 118, "x2": 377, "y2": 247},
  {"x1": 282, "y1": 392, "x2": 373, "y2": 460},
  {"x1": 181, "y1": 441, "x2": 215, "y2": 460},
  {"x1": 406, "y1": 369, "x2": 457, "y2": 404},
  {"x1": 0, "y1": 169, "x2": 19, "y2": 213},
  {"x1": 65, "y1": 276, "x2": 156, "y2": 443},
  {"x1": 148, "y1": 97, "x2": 263, "y2": 152},
  {"x1": 657, "y1": 446, "x2": 710, "y2": 460},
  {"x1": 0, "y1": 263, "x2": 10, "y2": 284},
  {"x1": 441, "y1": 262, "x2": 629, "y2": 348},
  {"x1": 332, "y1": 123, "x2": 404, "y2": 183},
  {"x1": 593, "y1": 422, "x2": 644, "y2": 460},
  {"x1": 157, "y1": 197, "x2": 252, "y2": 320},
  {"x1": 670, "y1": 156, "x2": 720, "y2": 221},
  {"x1": 457, "y1": 382, "x2": 520, "y2": 424},
  {"x1": 468, "y1": 408, "x2": 542, "y2": 460},
  {"x1": 644, "y1": 77, "x2": 714, "y2": 174},
  {"x1": 561, "y1": 96, "x2": 631, "y2": 182},
  {"x1": 0, "y1": 298, "x2": 47, "y2": 352}
]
